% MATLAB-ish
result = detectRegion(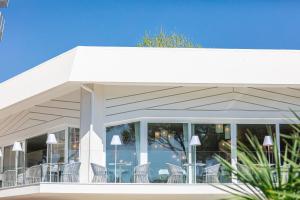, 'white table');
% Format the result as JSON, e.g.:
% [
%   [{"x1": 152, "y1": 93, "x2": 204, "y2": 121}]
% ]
[{"x1": 108, "y1": 162, "x2": 132, "y2": 183}]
